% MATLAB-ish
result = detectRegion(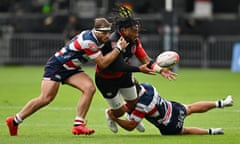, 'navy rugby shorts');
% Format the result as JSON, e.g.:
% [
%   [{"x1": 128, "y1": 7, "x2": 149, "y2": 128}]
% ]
[
  {"x1": 43, "y1": 56, "x2": 83, "y2": 84},
  {"x1": 158, "y1": 102, "x2": 187, "y2": 135}
]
